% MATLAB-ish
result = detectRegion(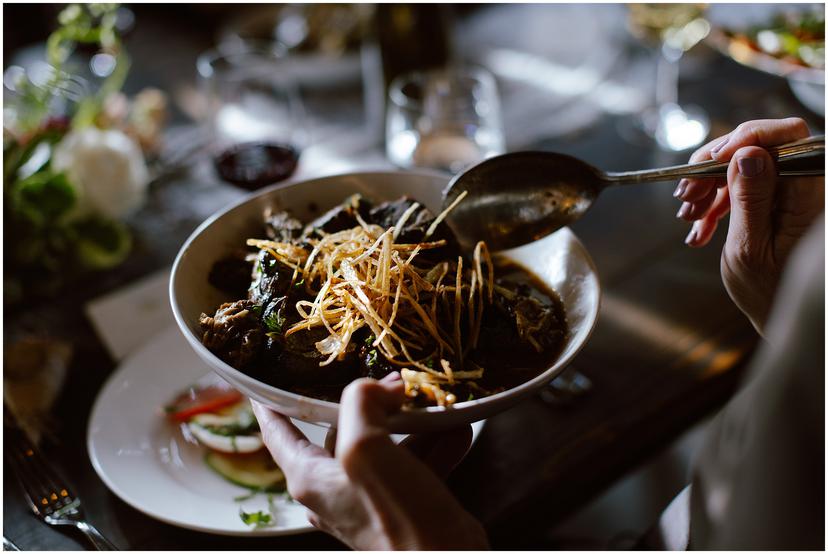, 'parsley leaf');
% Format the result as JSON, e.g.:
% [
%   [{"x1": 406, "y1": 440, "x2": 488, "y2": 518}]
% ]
[
  {"x1": 263, "y1": 309, "x2": 285, "y2": 333},
  {"x1": 239, "y1": 509, "x2": 273, "y2": 528}
]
